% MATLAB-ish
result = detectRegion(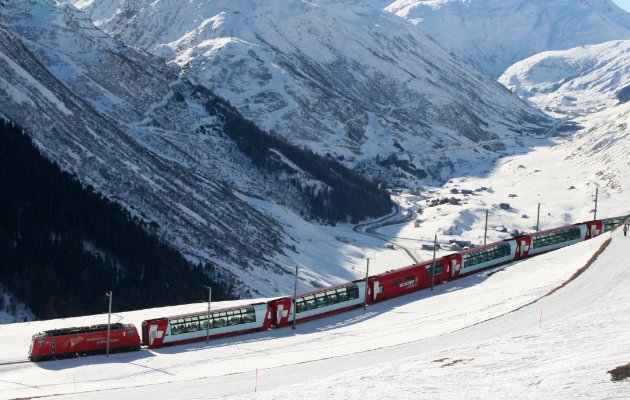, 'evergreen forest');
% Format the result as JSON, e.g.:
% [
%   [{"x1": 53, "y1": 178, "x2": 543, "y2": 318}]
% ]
[
  {"x1": 203, "y1": 90, "x2": 392, "y2": 224},
  {"x1": 0, "y1": 119, "x2": 235, "y2": 321}
]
